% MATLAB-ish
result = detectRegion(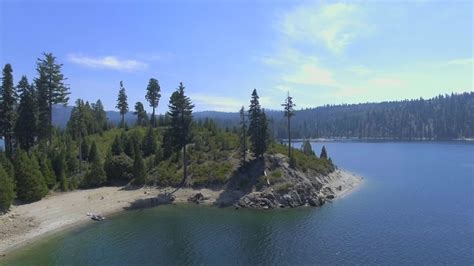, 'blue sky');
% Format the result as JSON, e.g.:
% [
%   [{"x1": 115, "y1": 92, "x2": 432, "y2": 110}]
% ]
[{"x1": 1, "y1": 0, "x2": 472, "y2": 113}]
